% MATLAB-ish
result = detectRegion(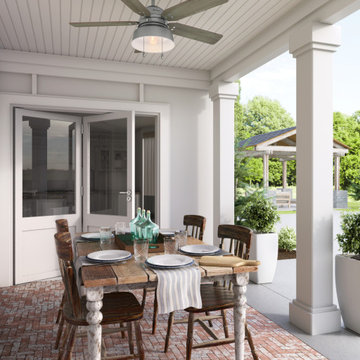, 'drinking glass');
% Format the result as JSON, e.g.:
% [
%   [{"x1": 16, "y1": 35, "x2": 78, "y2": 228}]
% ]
[
  {"x1": 115, "y1": 221, "x2": 126, "y2": 235},
  {"x1": 175, "y1": 230, "x2": 187, "y2": 250},
  {"x1": 99, "y1": 226, "x2": 112, "y2": 245},
  {"x1": 164, "y1": 237, "x2": 178, "y2": 255},
  {"x1": 134, "y1": 238, "x2": 149, "y2": 262}
]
